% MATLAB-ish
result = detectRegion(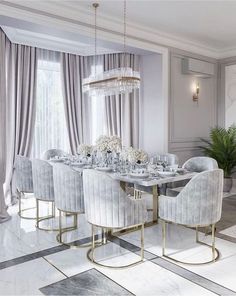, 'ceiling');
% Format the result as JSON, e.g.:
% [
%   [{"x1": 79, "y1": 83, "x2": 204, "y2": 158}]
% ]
[{"x1": 1, "y1": 0, "x2": 236, "y2": 58}]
